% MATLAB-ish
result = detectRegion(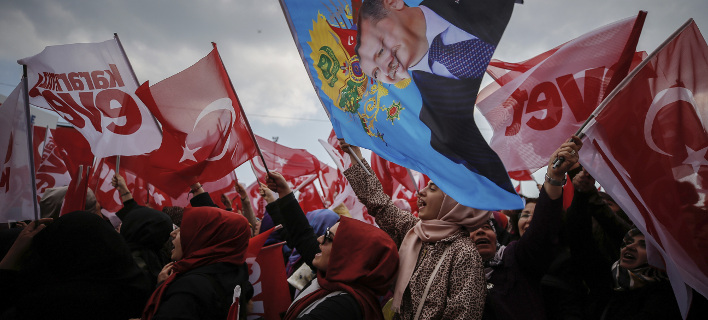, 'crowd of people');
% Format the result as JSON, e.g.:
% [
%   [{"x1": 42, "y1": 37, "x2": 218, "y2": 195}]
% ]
[{"x1": 2, "y1": 133, "x2": 705, "y2": 320}]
